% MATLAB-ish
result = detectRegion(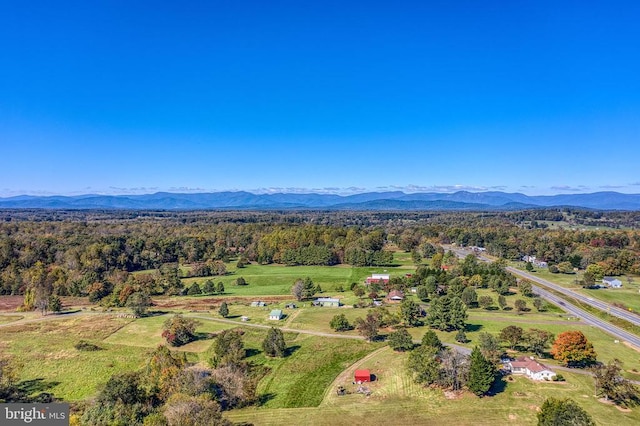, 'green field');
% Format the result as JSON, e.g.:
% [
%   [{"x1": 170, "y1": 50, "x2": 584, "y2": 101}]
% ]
[{"x1": 180, "y1": 261, "x2": 412, "y2": 298}]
